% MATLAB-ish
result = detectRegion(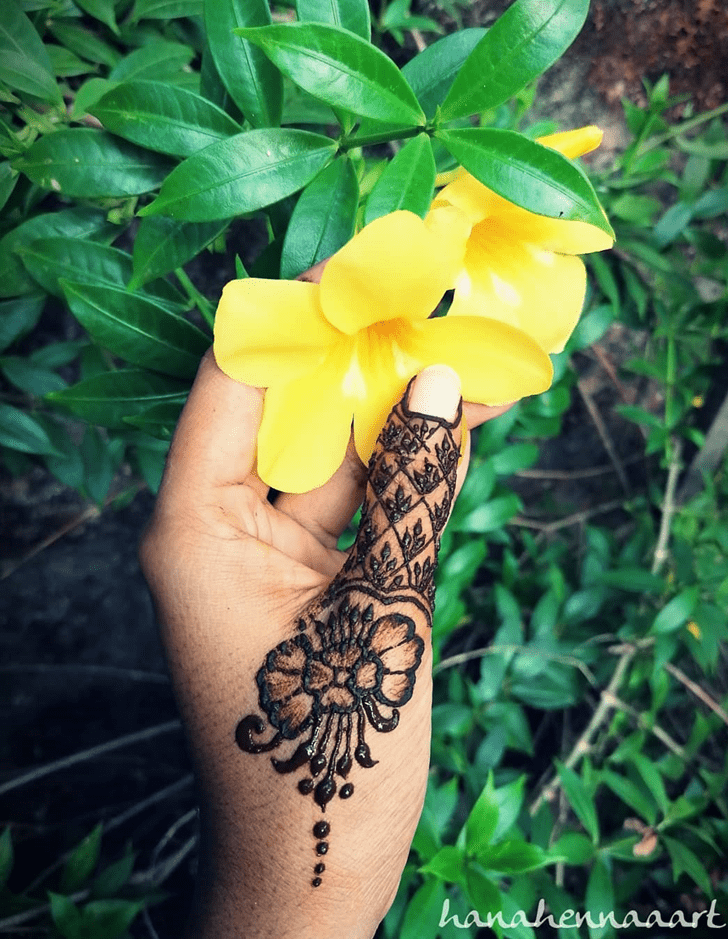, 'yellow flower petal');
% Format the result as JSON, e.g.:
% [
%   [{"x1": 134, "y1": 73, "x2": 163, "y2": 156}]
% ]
[
  {"x1": 394, "y1": 315, "x2": 553, "y2": 406},
  {"x1": 214, "y1": 279, "x2": 341, "y2": 387},
  {"x1": 437, "y1": 171, "x2": 612, "y2": 256},
  {"x1": 537, "y1": 125, "x2": 604, "y2": 160},
  {"x1": 257, "y1": 338, "x2": 356, "y2": 493},
  {"x1": 449, "y1": 227, "x2": 588, "y2": 353},
  {"x1": 319, "y1": 211, "x2": 453, "y2": 335},
  {"x1": 350, "y1": 326, "x2": 411, "y2": 465},
  {"x1": 424, "y1": 204, "x2": 471, "y2": 275}
]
